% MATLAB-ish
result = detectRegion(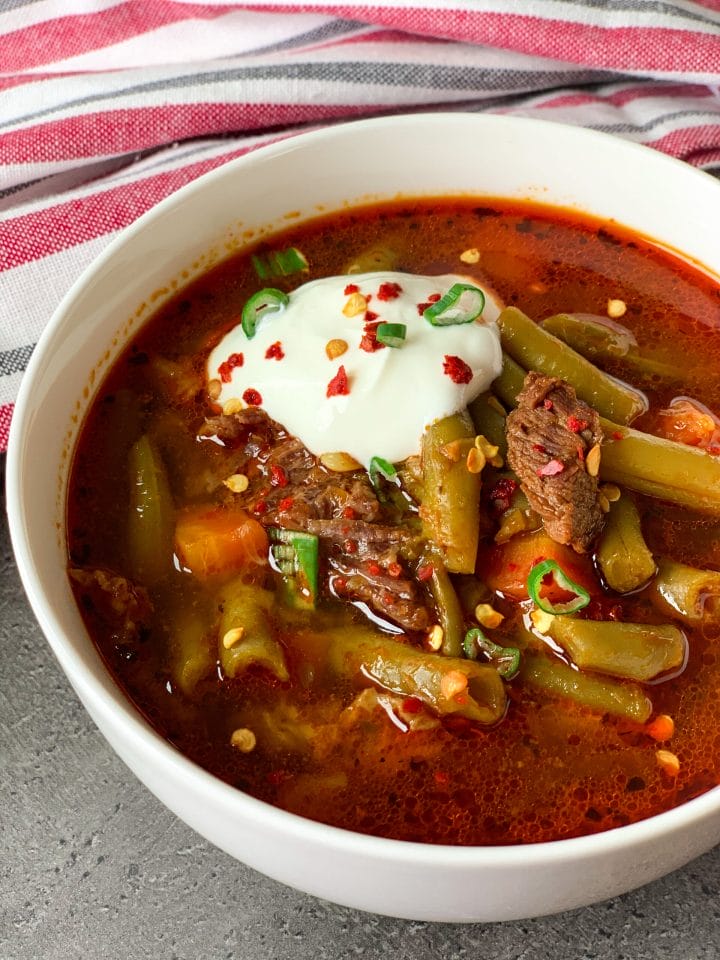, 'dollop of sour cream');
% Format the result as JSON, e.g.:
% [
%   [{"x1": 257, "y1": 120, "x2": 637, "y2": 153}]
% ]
[{"x1": 208, "y1": 271, "x2": 503, "y2": 467}]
